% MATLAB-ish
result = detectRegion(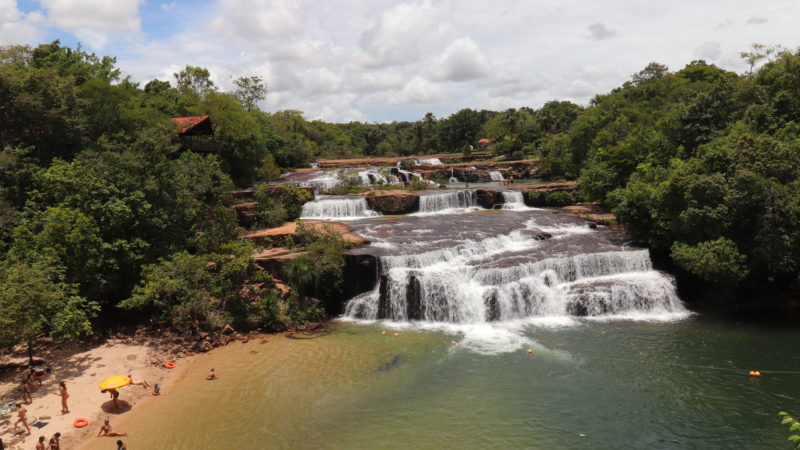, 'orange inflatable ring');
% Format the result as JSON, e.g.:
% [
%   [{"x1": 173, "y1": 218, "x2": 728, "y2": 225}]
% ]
[
  {"x1": 73, "y1": 418, "x2": 89, "y2": 428},
  {"x1": 163, "y1": 361, "x2": 176, "y2": 369}
]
